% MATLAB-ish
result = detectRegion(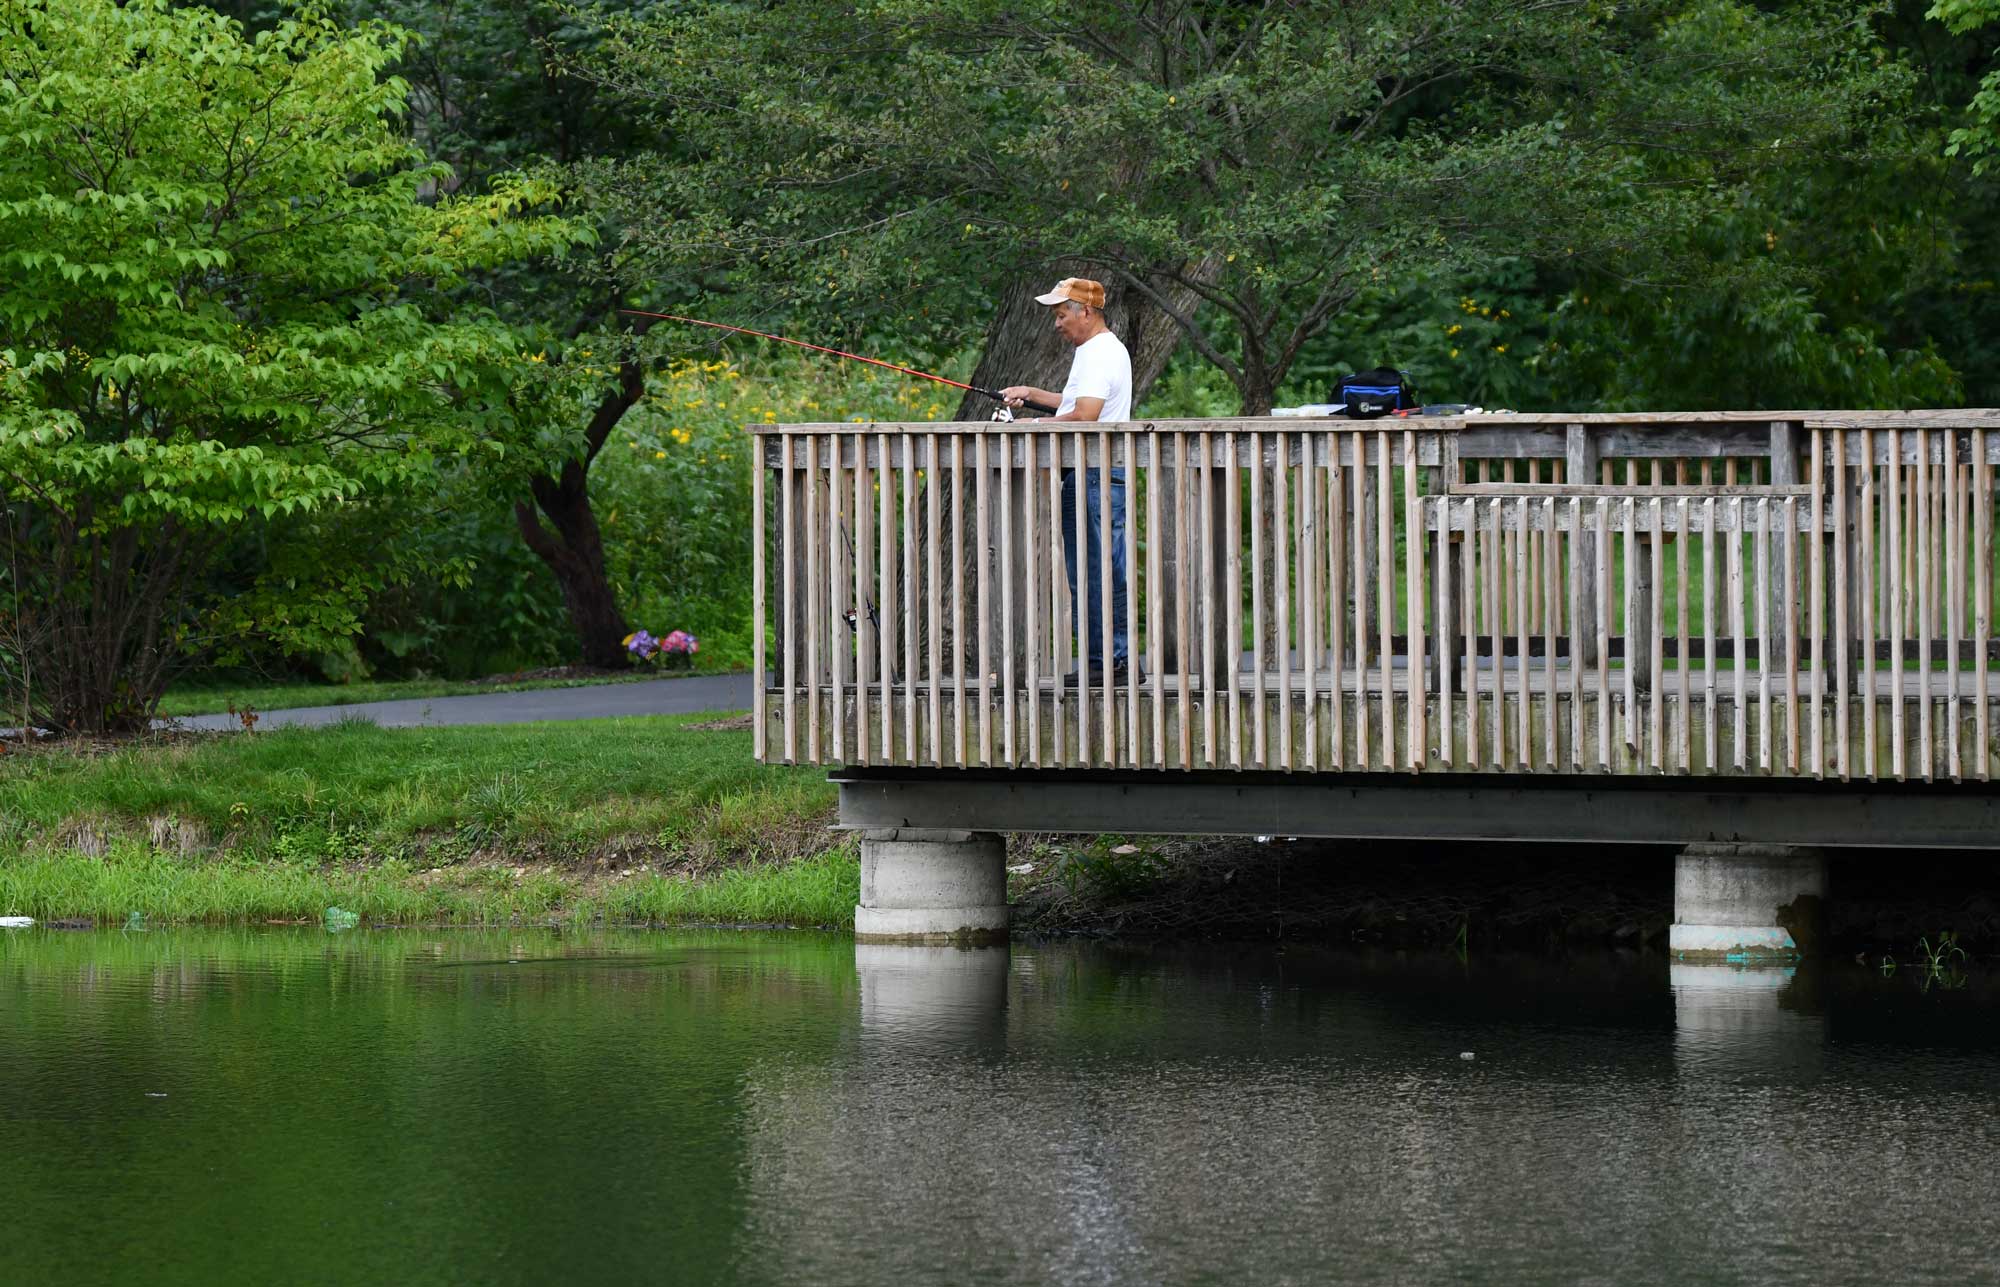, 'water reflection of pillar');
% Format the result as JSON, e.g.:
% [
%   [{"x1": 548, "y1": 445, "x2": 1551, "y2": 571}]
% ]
[
  {"x1": 855, "y1": 943, "x2": 1011, "y2": 1055},
  {"x1": 1670, "y1": 963, "x2": 1825, "y2": 1078}
]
